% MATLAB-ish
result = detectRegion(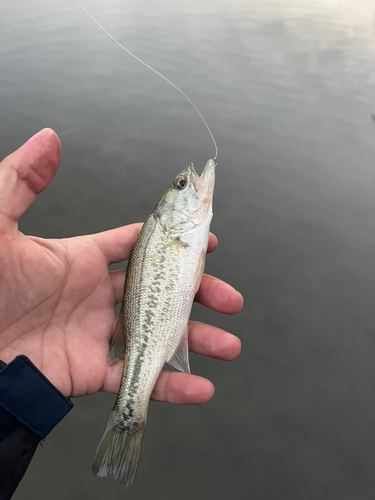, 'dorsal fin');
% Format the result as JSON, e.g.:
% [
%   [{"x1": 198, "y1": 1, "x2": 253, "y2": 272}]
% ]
[{"x1": 108, "y1": 308, "x2": 126, "y2": 365}]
